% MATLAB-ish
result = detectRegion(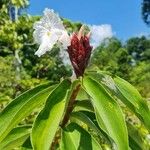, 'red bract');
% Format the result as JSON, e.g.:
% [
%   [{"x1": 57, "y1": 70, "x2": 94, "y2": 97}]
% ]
[{"x1": 67, "y1": 29, "x2": 93, "y2": 78}]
